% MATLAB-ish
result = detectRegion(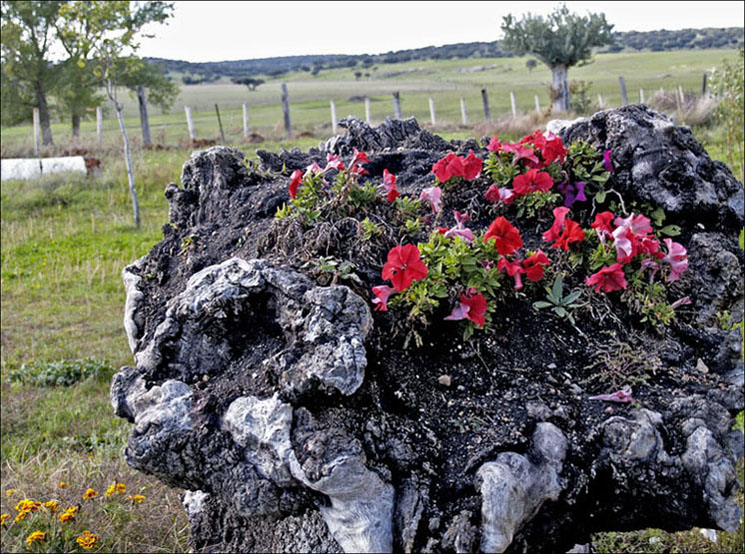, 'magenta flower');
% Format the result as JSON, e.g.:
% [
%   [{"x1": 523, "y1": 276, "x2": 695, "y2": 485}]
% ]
[
  {"x1": 557, "y1": 181, "x2": 587, "y2": 207},
  {"x1": 661, "y1": 238, "x2": 688, "y2": 282},
  {"x1": 444, "y1": 210, "x2": 474, "y2": 243},
  {"x1": 603, "y1": 150, "x2": 614, "y2": 173},
  {"x1": 371, "y1": 285, "x2": 396, "y2": 311},
  {"x1": 420, "y1": 186, "x2": 442, "y2": 214},
  {"x1": 444, "y1": 291, "x2": 488, "y2": 327}
]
